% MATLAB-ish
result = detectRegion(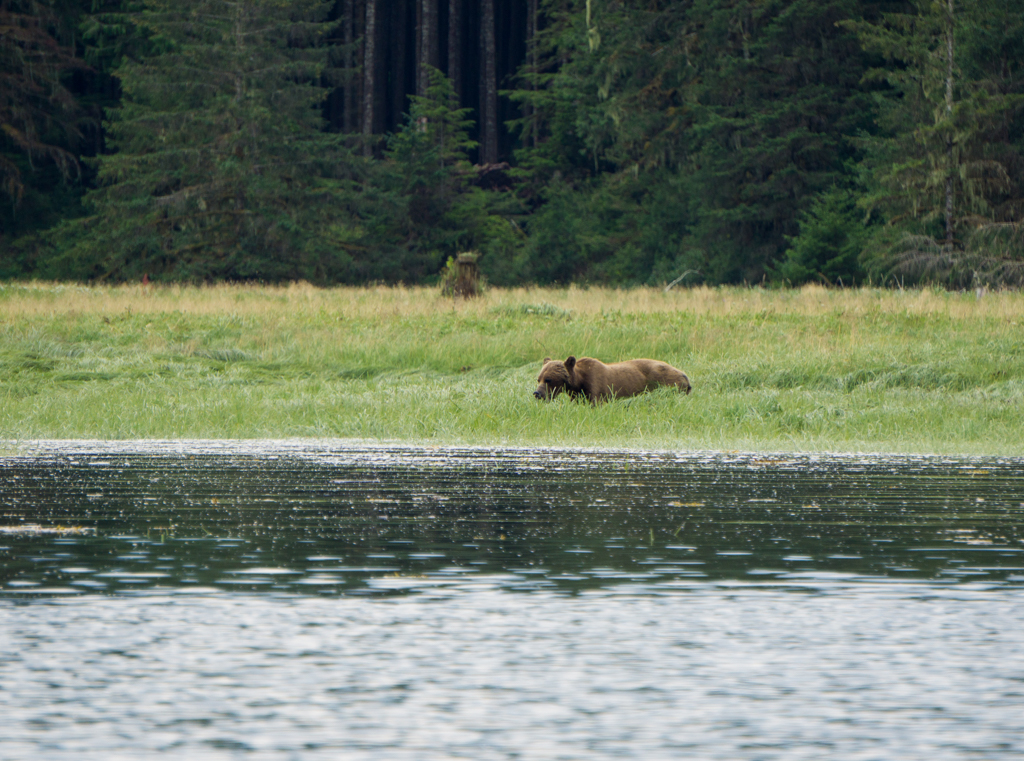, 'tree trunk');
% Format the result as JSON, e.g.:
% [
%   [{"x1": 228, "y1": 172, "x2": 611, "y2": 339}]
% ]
[
  {"x1": 343, "y1": 0, "x2": 355, "y2": 133},
  {"x1": 362, "y1": 0, "x2": 379, "y2": 154},
  {"x1": 233, "y1": 3, "x2": 245, "y2": 104},
  {"x1": 354, "y1": 0, "x2": 365, "y2": 137},
  {"x1": 480, "y1": 0, "x2": 498, "y2": 163},
  {"x1": 390, "y1": 0, "x2": 409, "y2": 129},
  {"x1": 414, "y1": 0, "x2": 422, "y2": 97},
  {"x1": 420, "y1": 0, "x2": 439, "y2": 97},
  {"x1": 944, "y1": 0, "x2": 955, "y2": 247},
  {"x1": 448, "y1": 0, "x2": 462, "y2": 103},
  {"x1": 526, "y1": 0, "x2": 538, "y2": 148}
]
